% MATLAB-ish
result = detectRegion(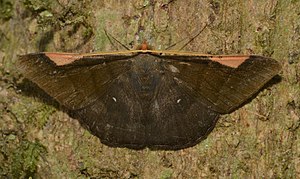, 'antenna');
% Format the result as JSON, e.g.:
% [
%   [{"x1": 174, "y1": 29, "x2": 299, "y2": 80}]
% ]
[
  {"x1": 165, "y1": 23, "x2": 209, "y2": 51},
  {"x1": 104, "y1": 29, "x2": 130, "y2": 50}
]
